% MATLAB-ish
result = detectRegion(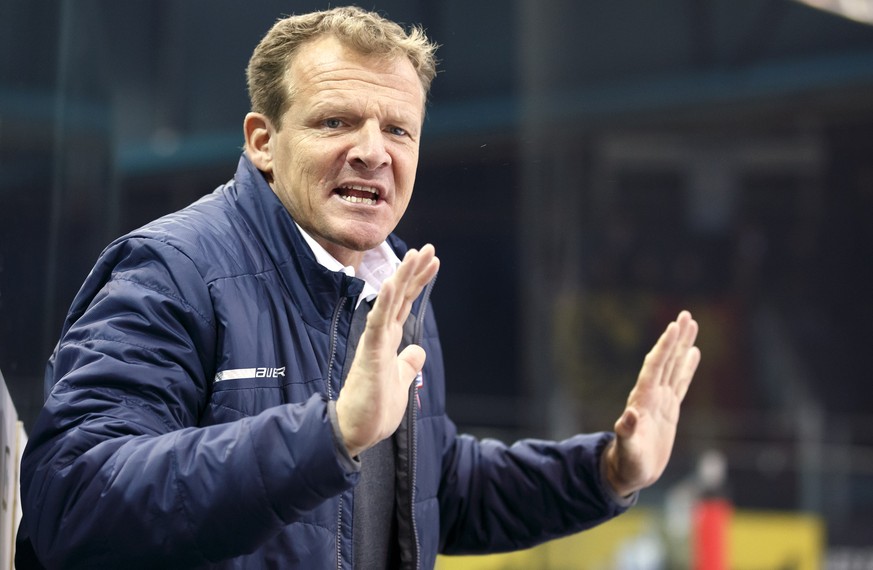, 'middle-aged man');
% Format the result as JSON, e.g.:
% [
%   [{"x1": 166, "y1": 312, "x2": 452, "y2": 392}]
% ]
[{"x1": 16, "y1": 6, "x2": 701, "y2": 569}]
